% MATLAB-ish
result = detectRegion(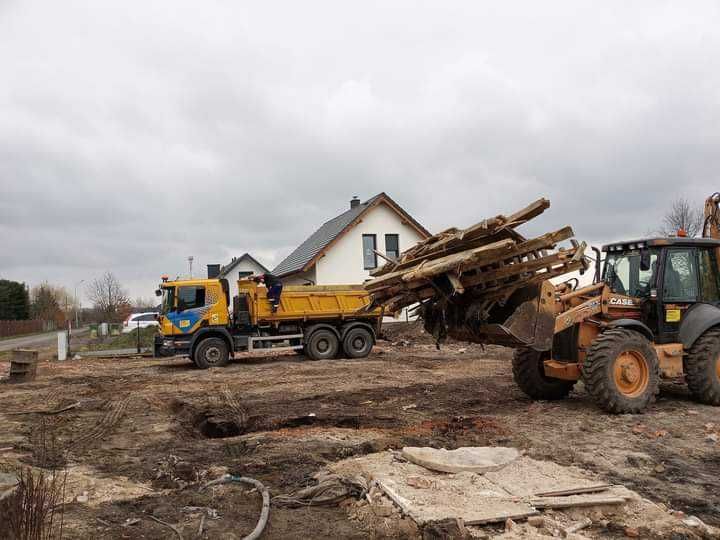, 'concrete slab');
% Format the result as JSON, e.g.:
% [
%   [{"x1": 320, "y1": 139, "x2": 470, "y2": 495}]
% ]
[
  {"x1": 402, "y1": 446, "x2": 520, "y2": 473},
  {"x1": 331, "y1": 451, "x2": 536, "y2": 525},
  {"x1": 484, "y1": 457, "x2": 609, "y2": 497},
  {"x1": 330, "y1": 449, "x2": 628, "y2": 526}
]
